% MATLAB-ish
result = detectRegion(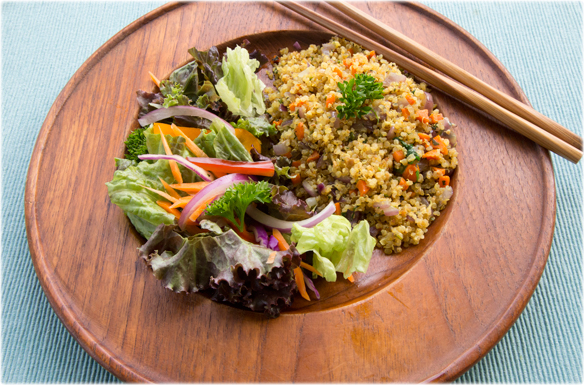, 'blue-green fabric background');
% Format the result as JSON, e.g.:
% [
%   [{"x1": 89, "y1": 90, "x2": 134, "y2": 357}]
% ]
[{"x1": 2, "y1": 2, "x2": 581, "y2": 382}]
